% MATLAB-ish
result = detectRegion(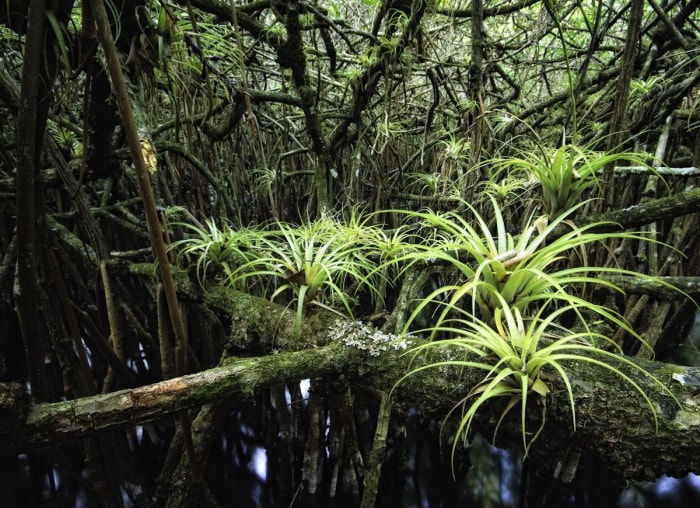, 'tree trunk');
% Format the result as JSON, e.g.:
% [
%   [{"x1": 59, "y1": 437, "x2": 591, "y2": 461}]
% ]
[{"x1": 601, "y1": 0, "x2": 644, "y2": 210}]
